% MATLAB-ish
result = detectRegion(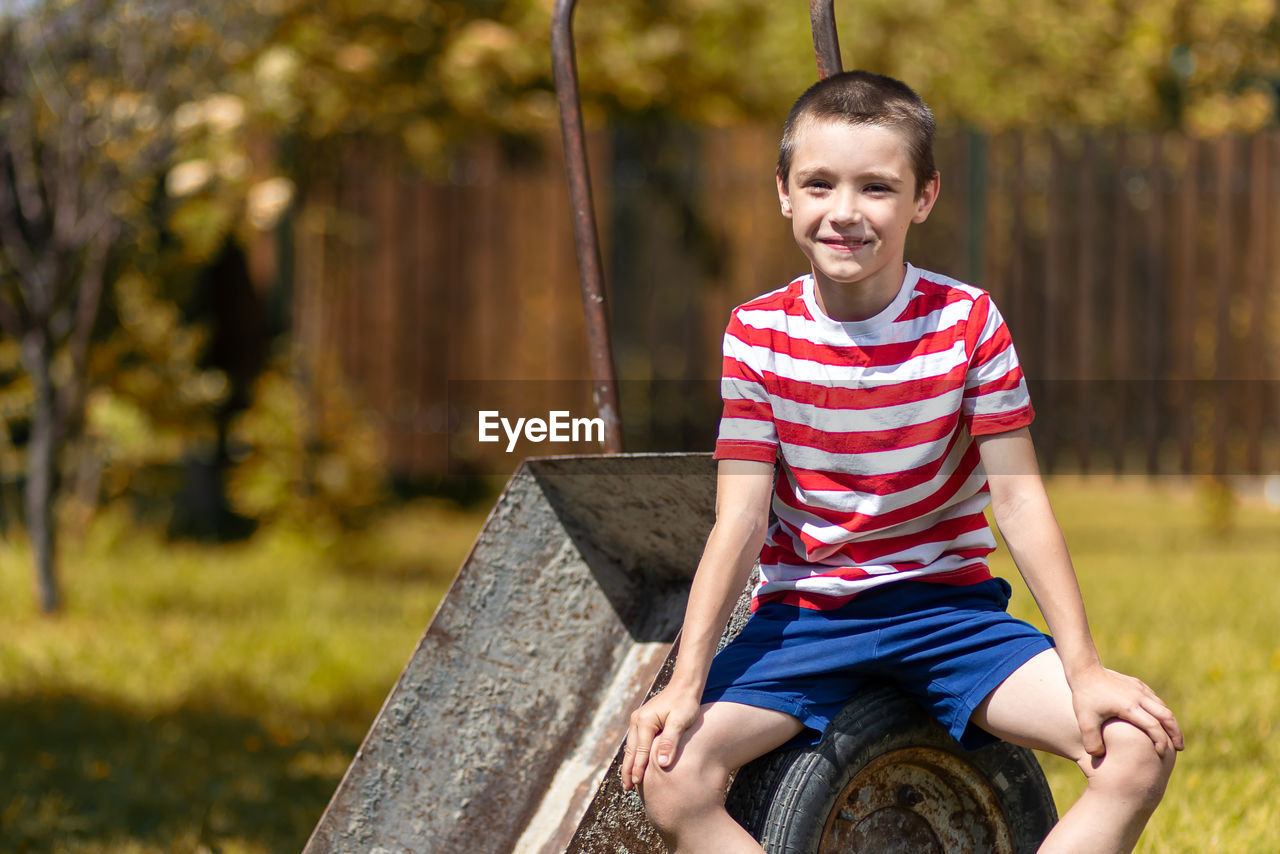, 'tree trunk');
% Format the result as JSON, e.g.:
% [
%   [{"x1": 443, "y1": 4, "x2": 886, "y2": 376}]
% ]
[{"x1": 21, "y1": 327, "x2": 60, "y2": 614}]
